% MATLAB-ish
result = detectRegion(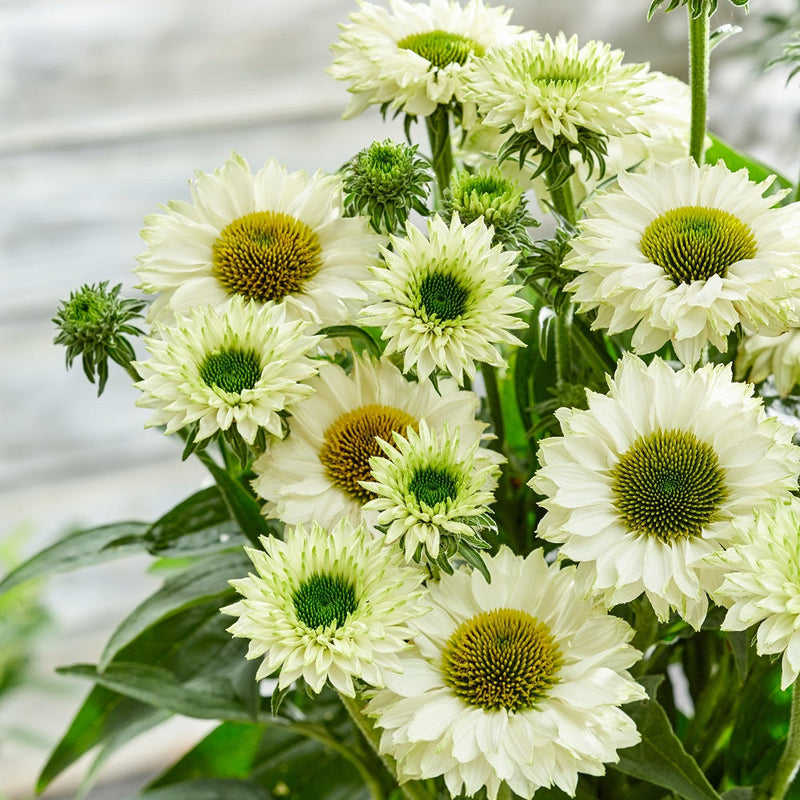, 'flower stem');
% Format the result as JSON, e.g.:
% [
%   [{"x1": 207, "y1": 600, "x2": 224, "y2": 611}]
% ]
[
  {"x1": 545, "y1": 173, "x2": 577, "y2": 226},
  {"x1": 688, "y1": 5, "x2": 710, "y2": 165},
  {"x1": 338, "y1": 691, "x2": 432, "y2": 800},
  {"x1": 482, "y1": 364, "x2": 505, "y2": 454},
  {"x1": 758, "y1": 676, "x2": 800, "y2": 800},
  {"x1": 426, "y1": 105, "x2": 453, "y2": 206},
  {"x1": 497, "y1": 783, "x2": 514, "y2": 800}
]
